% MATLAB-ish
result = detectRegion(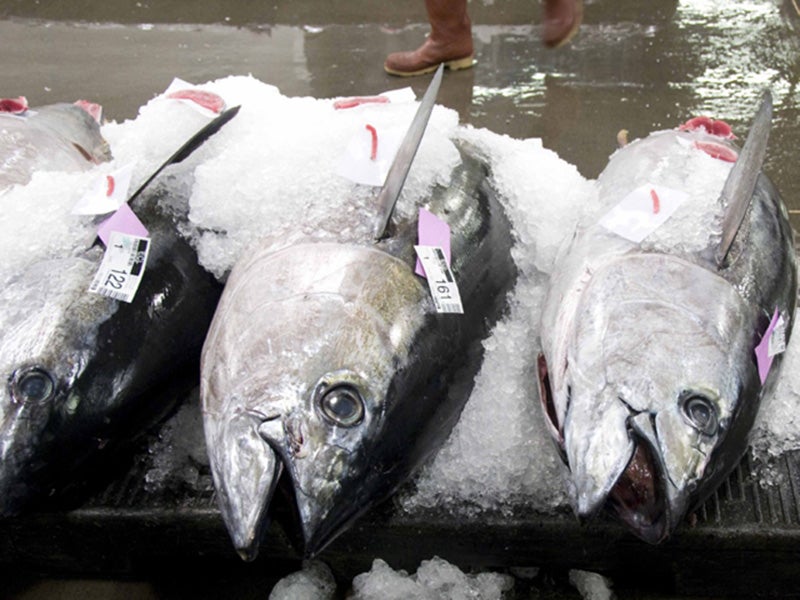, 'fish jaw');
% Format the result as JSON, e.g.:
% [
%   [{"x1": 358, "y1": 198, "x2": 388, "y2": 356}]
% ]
[
  {"x1": 201, "y1": 242, "x2": 428, "y2": 558},
  {"x1": 563, "y1": 387, "x2": 634, "y2": 519},
  {"x1": 203, "y1": 408, "x2": 282, "y2": 561},
  {"x1": 0, "y1": 393, "x2": 51, "y2": 514}
]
